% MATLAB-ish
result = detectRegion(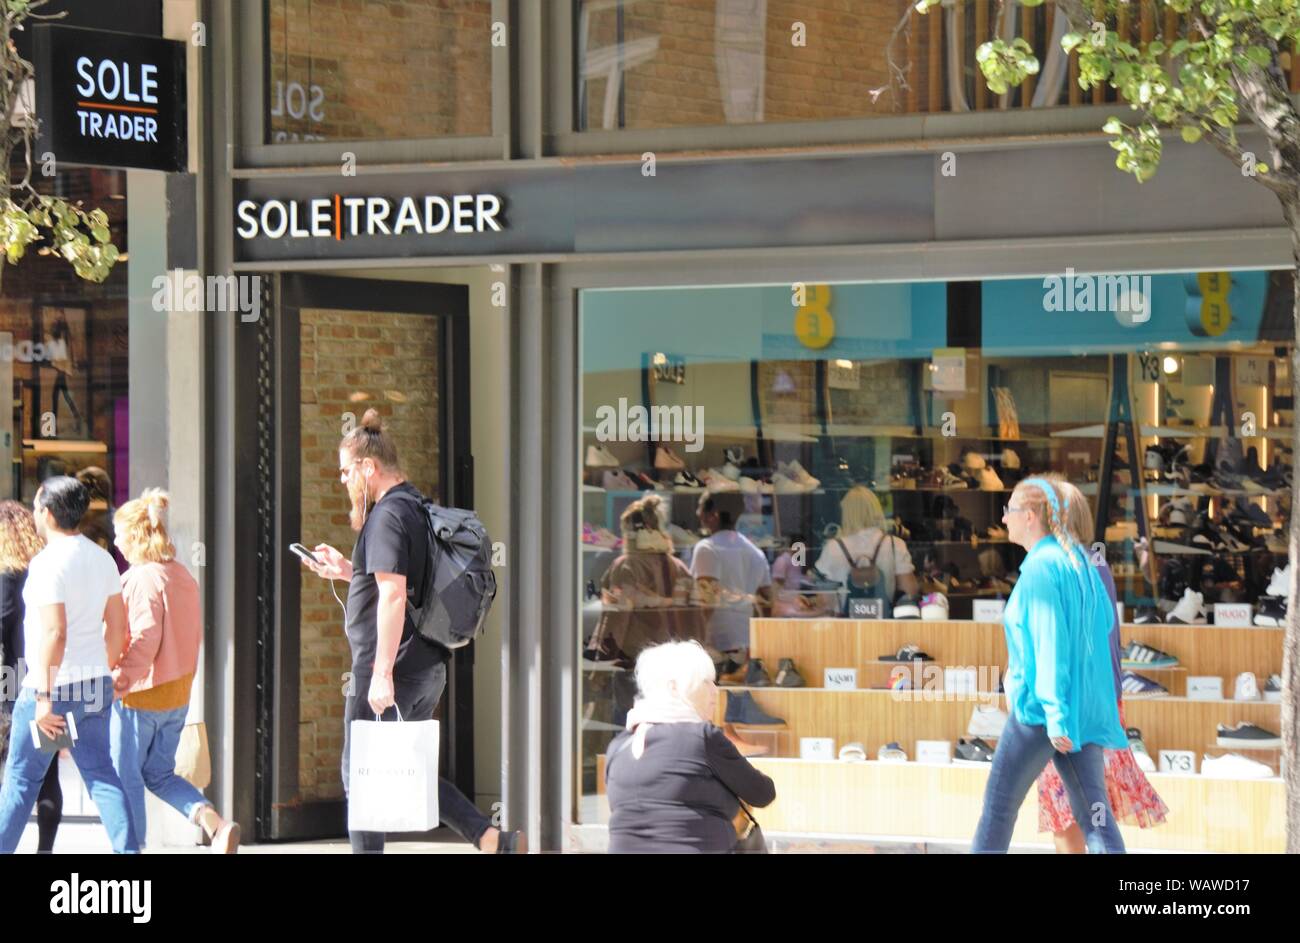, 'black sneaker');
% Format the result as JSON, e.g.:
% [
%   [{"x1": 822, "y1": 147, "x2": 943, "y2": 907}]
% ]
[
  {"x1": 1132, "y1": 605, "x2": 1163, "y2": 625},
  {"x1": 773, "y1": 658, "x2": 805, "y2": 688},
  {"x1": 1253, "y1": 596, "x2": 1286, "y2": 627},
  {"x1": 1216, "y1": 722, "x2": 1281, "y2": 749},
  {"x1": 724, "y1": 691, "x2": 785, "y2": 726},
  {"x1": 954, "y1": 737, "x2": 996, "y2": 766},
  {"x1": 742, "y1": 659, "x2": 772, "y2": 687},
  {"x1": 1237, "y1": 497, "x2": 1274, "y2": 527}
]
